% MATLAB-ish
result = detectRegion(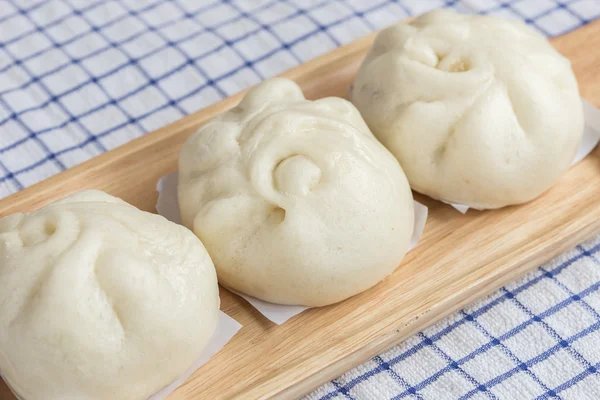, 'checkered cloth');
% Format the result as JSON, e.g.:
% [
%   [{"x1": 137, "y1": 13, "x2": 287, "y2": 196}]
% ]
[
  {"x1": 306, "y1": 237, "x2": 600, "y2": 400},
  {"x1": 0, "y1": 0, "x2": 599, "y2": 399}
]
